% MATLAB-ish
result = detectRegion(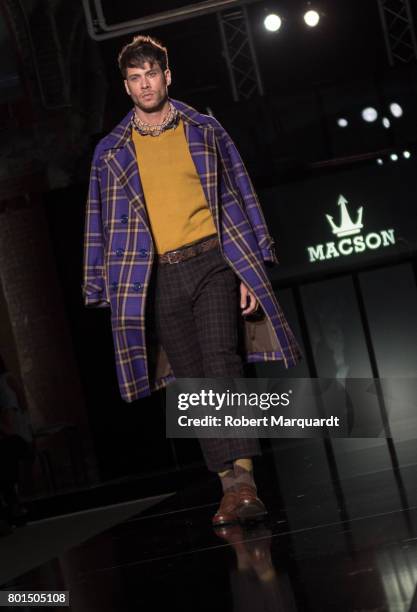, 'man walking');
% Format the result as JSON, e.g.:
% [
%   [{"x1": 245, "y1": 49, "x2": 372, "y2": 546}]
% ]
[{"x1": 82, "y1": 35, "x2": 301, "y2": 527}]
